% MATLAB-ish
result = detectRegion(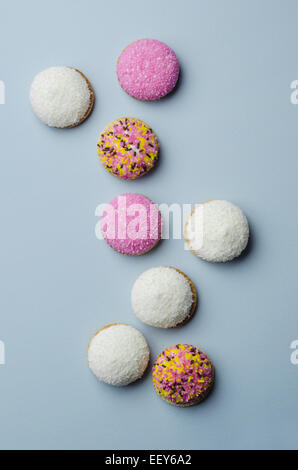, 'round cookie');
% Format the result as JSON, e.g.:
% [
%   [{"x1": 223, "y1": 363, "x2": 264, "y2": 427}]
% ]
[
  {"x1": 152, "y1": 344, "x2": 214, "y2": 406},
  {"x1": 101, "y1": 193, "x2": 162, "y2": 256},
  {"x1": 184, "y1": 200, "x2": 249, "y2": 262},
  {"x1": 117, "y1": 39, "x2": 179, "y2": 101},
  {"x1": 131, "y1": 266, "x2": 197, "y2": 328},
  {"x1": 30, "y1": 66, "x2": 94, "y2": 128},
  {"x1": 97, "y1": 118, "x2": 159, "y2": 180},
  {"x1": 87, "y1": 323, "x2": 150, "y2": 386}
]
